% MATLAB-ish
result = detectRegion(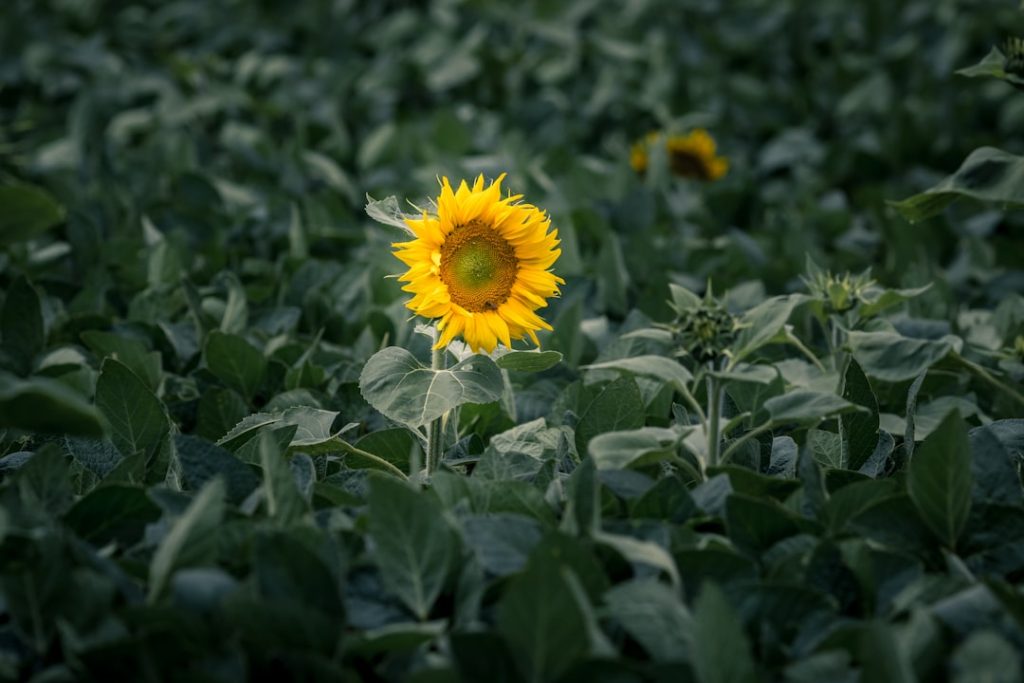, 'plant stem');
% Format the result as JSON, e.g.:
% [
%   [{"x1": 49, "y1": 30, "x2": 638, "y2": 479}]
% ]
[
  {"x1": 786, "y1": 330, "x2": 826, "y2": 373},
  {"x1": 336, "y1": 440, "x2": 408, "y2": 479},
  {"x1": 955, "y1": 354, "x2": 1024, "y2": 409},
  {"x1": 720, "y1": 420, "x2": 773, "y2": 464},
  {"x1": 426, "y1": 343, "x2": 446, "y2": 475},
  {"x1": 675, "y1": 378, "x2": 707, "y2": 424},
  {"x1": 830, "y1": 315, "x2": 846, "y2": 372},
  {"x1": 706, "y1": 374, "x2": 723, "y2": 468}
]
